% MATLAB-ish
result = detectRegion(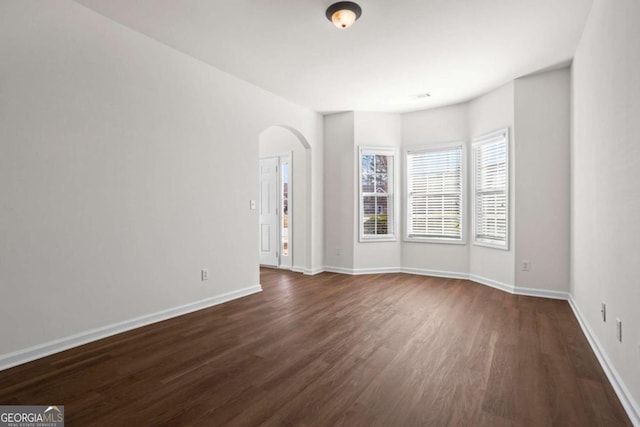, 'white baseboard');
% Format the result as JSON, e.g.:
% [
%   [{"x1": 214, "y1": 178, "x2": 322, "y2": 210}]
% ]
[
  {"x1": 568, "y1": 297, "x2": 640, "y2": 426},
  {"x1": 305, "y1": 266, "x2": 325, "y2": 275},
  {"x1": 353, "y1": 266, "x2": 402, "y2": 275},
  {"x1": 323, "y1": 267, "x2": 568, "y2": 301},
  {"x1": 469, "y1": 275, "x2": 570, "y2": 301},
  {"x1": 323, "y1": 266, "x2": 403, "y2": 275},
  {"x1": 292, "y1": 265, "x2": 325, "y2": 275},
  {"x1": 0, "y1": 284, "x2": 262, "y2": 372},
  {"x1": 515, "y1": 286, "x2": 569, "y2": 300},
  {"x1": 323, "y1": 266, "x2": 354, "y2": 275},
  {"x1": 325, "y1": 266, "x2": 470, "y2": 281},
  {"x1": 402, "y1": 267, "x2": 469, "y2": 280},
  {"x1": 468, "y1": 274, "x2": 515, "y2": 294}
]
